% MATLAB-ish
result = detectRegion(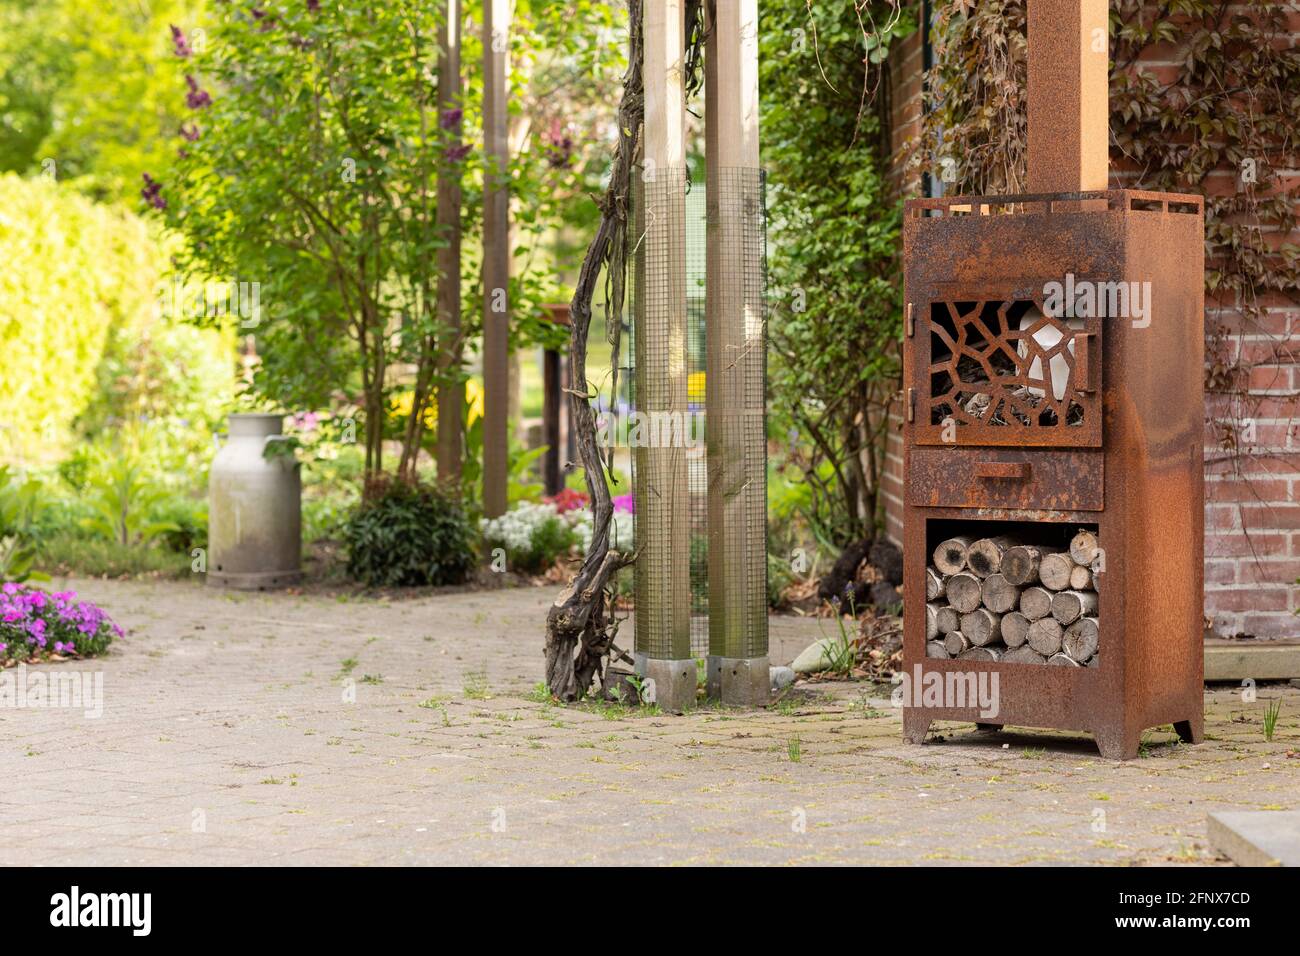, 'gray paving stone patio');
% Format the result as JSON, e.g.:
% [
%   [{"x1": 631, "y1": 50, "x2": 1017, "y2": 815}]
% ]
[{"x1": 1, "y1": 577, "x2": 1296, "y2": 865}]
